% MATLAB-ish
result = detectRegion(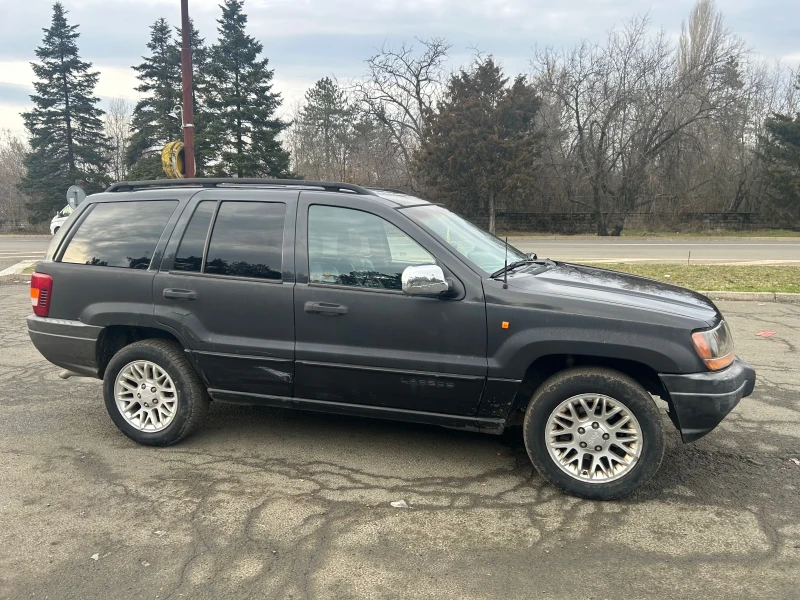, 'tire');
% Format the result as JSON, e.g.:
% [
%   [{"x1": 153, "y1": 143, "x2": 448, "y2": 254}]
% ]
[
  {"x1": 523, "y1": 367, "x2": 664, "y2": 500},
  {"x1": 103, "y1": 339, "x2": 209, "y2": 446},
  {"x1": 52, "y1": 227, "x2": 59, "y2": 235}
]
